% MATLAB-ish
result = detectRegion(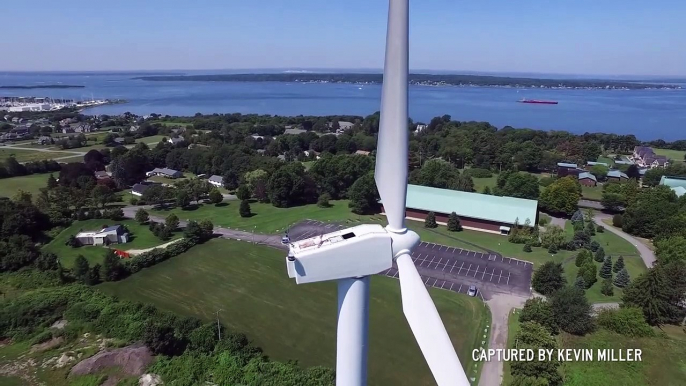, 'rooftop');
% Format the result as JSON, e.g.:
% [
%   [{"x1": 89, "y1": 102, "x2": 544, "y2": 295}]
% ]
[
  {"x1": 671, "y1": 186, "x2": 686, "y2": 198},
  {"x1": 607, "y1": 170, "x2": 629, "y2": 179},
  {"x1": 578, "y1": 172, "x2": 598, "y2": 182},
  {"x1": 660, "y1": 175, "x2": 686, "y2": 189},
  {"x1": 394, "y1": 184, "x2": 538, "y2": 225},
  {"x1": 587, "y1": 161, "x2": 609, "y2": 167},
  {"x1": 557, "y1": 162, "x2": 578, "y2": 169}
]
